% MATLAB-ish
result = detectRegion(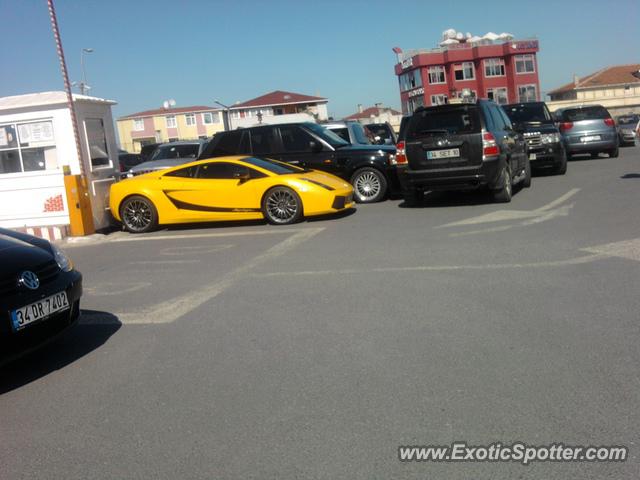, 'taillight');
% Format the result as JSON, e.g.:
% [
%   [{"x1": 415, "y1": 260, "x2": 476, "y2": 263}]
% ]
[
  {"x1": 604, "y1": 118, "x2": 615, "y2": 127},
  {"x1": 559, "y1": 122, "x2": 573, "y2": 132},
  {"x1": 482, "y1": 131, "x2": 499, "y2": 157},
  {"x1": 396, "y1": 141, "x2": 407, "y2": 164}
]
